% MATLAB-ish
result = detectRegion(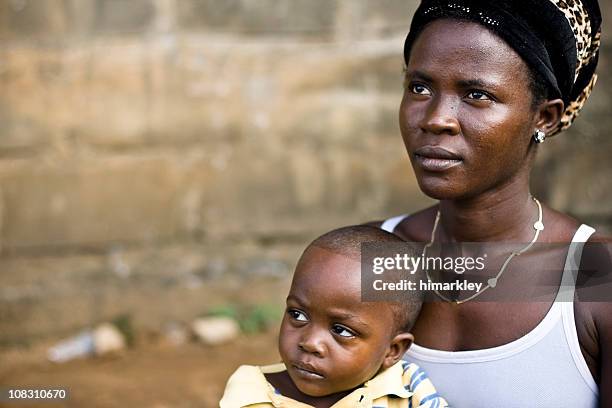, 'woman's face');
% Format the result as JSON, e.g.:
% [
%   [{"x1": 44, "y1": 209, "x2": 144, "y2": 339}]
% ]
[{"x1": 400, "y1": 19, "x2": 539, "y2": 200}]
